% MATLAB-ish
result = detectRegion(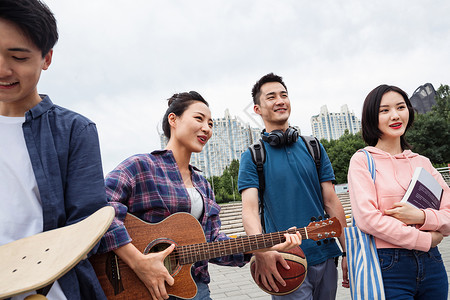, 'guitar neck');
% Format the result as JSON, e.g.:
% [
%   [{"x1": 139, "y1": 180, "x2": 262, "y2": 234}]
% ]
[{"x1": 176, "y1": 227, "x2": 305, "y2": 264}]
